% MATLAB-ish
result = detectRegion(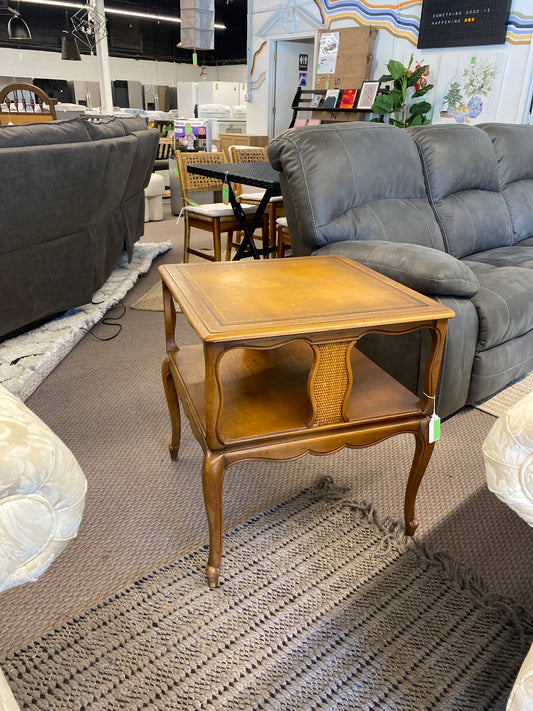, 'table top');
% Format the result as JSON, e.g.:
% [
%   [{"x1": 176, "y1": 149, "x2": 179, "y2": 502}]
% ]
[
  {"x1": 159, "y1": 255, "x2": 455, "y2": 344},
  {"x1": 187, "y1": 160, "x2": 281, "y2": 192}
]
